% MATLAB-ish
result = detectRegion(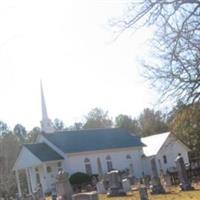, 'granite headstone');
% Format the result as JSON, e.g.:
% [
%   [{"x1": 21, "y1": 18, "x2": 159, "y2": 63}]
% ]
[
  {"x1": 150, "y1": 158, "x2": 165, "y2": 194},
  {"x1": 139, "y1": 186, "x2": 149, "y2": 200},
  {"x1": 106, "y1": 170, "x2": 126, "y2": 197},
  {"x1": 122, "y1": 179, "x2": 131, "y2": 193},
  {"x1": 175, "y1": 154, "x2": 193, "y2": 191},
  {"x1": 96, "y1": 182, "x2": 106, "y2": 194},
  {"x1": 56, "y1": 170, "x2": 73, "y2": 200}
]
